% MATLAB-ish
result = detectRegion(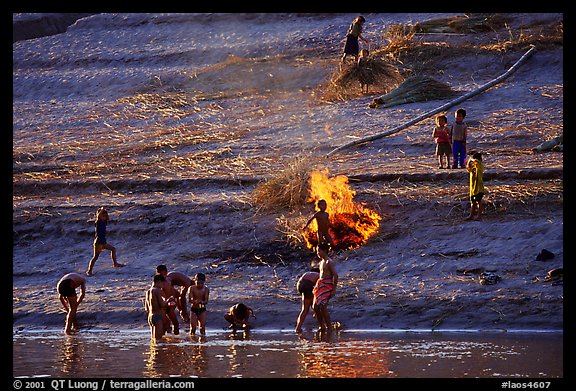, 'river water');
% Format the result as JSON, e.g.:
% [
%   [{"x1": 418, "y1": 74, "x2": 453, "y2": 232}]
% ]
[{"x1": 13, "y1": 329, "x2": 562, "y2": 378}]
